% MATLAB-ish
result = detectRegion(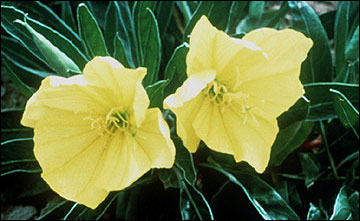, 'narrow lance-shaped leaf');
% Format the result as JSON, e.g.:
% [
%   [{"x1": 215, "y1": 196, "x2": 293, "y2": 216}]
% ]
[
  {"x1": 172, "y1": 136, "x2": 197, "y2": 186},
  {"x1": 248, "y1": 1, "x2": 265, "y2": 20},
  {"x1": 334, "y1": 1, "x2": 350, "y2": 78},
  {"x1": 2, "y1": 57, "x2": 35, "y2": 98},
  {"x1": 183, "y1": 1, "x2": 214, "y2": 42},
  {"x1": 14, "y1": 19, "x2": 81, "y2": 77},
  {"x1": 1, "y1": 6, "x2": 88, "y2": 71},
  {"x1": 226, "y1": 1, "x2": 248, "y2": 34},
  {"x1": 113, "y1": 33, "x2": 131, "y2": 68},
  {"x1": 163, "y1": 43, "x2": 189, "y2": 97},
  {"x1": 137, "y1": 8, "x2": 162, "y2": 86},
  {"x1": 156, "y1": 1, "x2": 175, "y2": 38},
  {"x1": 1, "y1": 138, "x2": 41, "y2": 176},
  {"x1": 201, "y1": 163, "x2": 300, "y2": 220},
  {"x1": 298, "y1": 152, "x2": 320, "y2": 188},
  {"x1": 145, "y1": 80, "x2": 168, "y2": 109},
  {"x1": 61, "y1": 1, "x2": 77, "y2": 32},
  {"x1": 345, "y1": 25, "x2": 359, "y2": 61},
  {"x1": 208, "y1": 1, "x2": 233, "y2": 31},
  {"x1": 77, "y1": 3, "x2": 109, "y2": 58},
  {"x1": 269, "y1": 121, "x2": 314, "y2": 167},
  {"x1": 330, "y1": 88, "x2": 359, "y2": 139},
  {"x1": 1, "y1": 35, "x2": 49, "y2": 71},
  {"x1": 288, "y1": 1, "x2": 333, "y2": 84},
  {"x1": 304, "y1": 82, "x2": 359, "y2": 121},
  {"x1": 5, "y1": 1, "x2": 84, "y2": 51},
  {"x1": 1, "y1": 53, "x2": 50, "y2": 88},
  {"x1": 330, "y1": 186, "x2": 358, "y2": 220}
]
